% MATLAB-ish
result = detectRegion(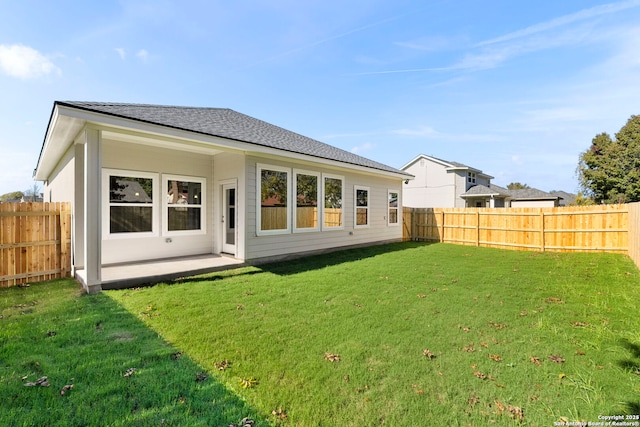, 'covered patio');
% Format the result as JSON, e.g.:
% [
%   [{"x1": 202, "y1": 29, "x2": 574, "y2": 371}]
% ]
[{"x1": 75, "y1": 254, "x2": 246, "y2": 290}]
